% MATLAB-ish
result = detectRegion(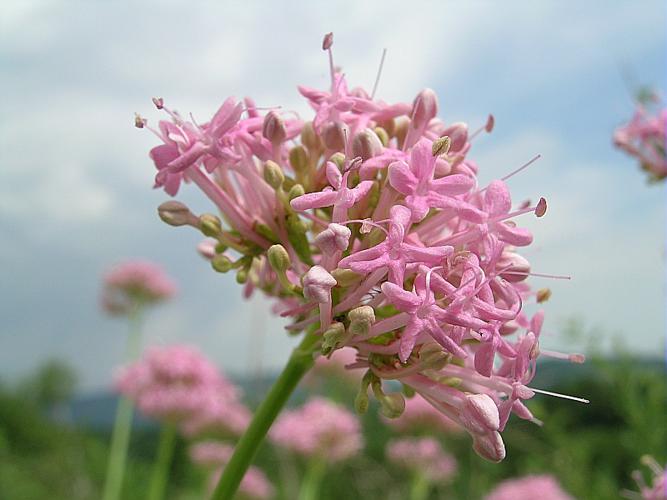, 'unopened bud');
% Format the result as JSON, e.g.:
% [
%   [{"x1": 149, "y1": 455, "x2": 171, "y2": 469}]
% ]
[
  {"x1": 236, "y1": 268, "x2": 248, "y2": 284},
  {"x1": 329, "y1": 152, "x2": 346, "y2": 171},
  {"x1": 348, "y1": 306, "x2": 375, "y2": 336},
  {"x1": 472, "y1": 431, "x2": 506, "y2": 463},
  {"x1": 262, "y1": 111, "x2": 287, "y2": 145},
  {"x1": 378, "y1": 392, "x2": 406, "y2": 419},
  {"x1": 289, "y1": 146, "x2": 309, "y2": 173},
  {"x1": 134, "y1": 113, "x2": 146, "y2": 128},
  {"x1": 301, "y1": 121, "x2": 322, "y2": 152},
  {"x1": 211, "y1": 254, "x2": 233, "y2": 273},
  {"x1": 321, "y1": 322, "x2": 347, "y2": 356},
  {"x1": 411, "y1": 88, "x2": 438, "y2": 129},
  {"x1": 287, "y1": 184, "x2": 305, "y2": 202},
  {"x1": 152, "y1": 97, "x2": 164, "y2": 110},
  {"x1": 330, "y1": 268, "x2": 362, "y2": 287},
  {"x1": 267, "y1": 244, "x2": 291, "y2": 272},
  {"x1": 352, "y1": 128, "x2": 383, "y2": 161},
  {"x1": 432, "y1": 136, "x2": 451, "y2": 157},
  {"x1": 322, "y1": 32, "x2": 334, "y2": 50},
  {"x1": 374, "y1": 127, "x2": 389, "y2": 147},
  {"x1": 302, "y1": 265, "x2": 336, "y2": 303},
  {"x1": 314, "y1": 223, "x2": 351, "y2": 255},
  {"x1": 354, "y1": 390, "x2": 369, "y2": 414},
  {"x1": 536, "y1": 288, "x2": 552, "y2": 303},
  {"x1": 199, "y1": 214, "x2": 222, "y2": 237},
  {"x1": 263, "y1": 161, "x2": 285, "y2": 189},
  {"x1": 461, "y1": 394, "x2": 500, "y2": 434},
  {"x1": 157, "y1": 201, "x2": 195, "y2": 227},
  {"x1": 322, "y1": 122, "x2": 346, "y2": 151}
]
